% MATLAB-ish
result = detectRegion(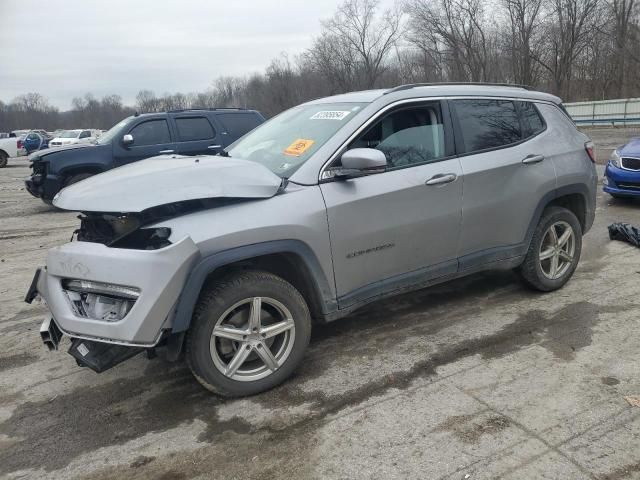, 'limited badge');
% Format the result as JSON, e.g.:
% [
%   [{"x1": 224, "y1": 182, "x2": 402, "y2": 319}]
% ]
[{"x1": 284, "y1": 139, "x2": 315, "y2": 156}]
